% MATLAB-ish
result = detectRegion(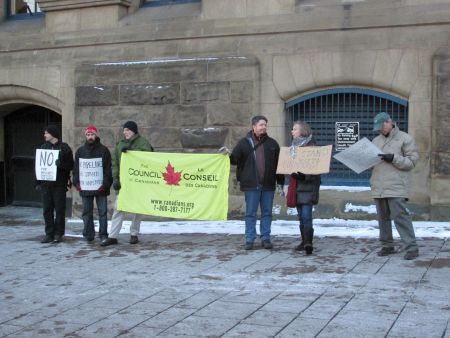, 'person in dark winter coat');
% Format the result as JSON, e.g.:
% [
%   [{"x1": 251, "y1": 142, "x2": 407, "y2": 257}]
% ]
[
  {"x1": 72, "y1": 125, "x2": 112, "y2": 242},
  {"x1": 101, "y1": 121, "x2": 153, "y2": 247},
  {"x1": 35, "y1": 125, "x2": 74, "y2": 243},
  {"x1": 289, "y1": 121, "x2": 321, "y2": 255},
  {"x1": 224, "y1": 116, "x2": 281, "y2": 250}
]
